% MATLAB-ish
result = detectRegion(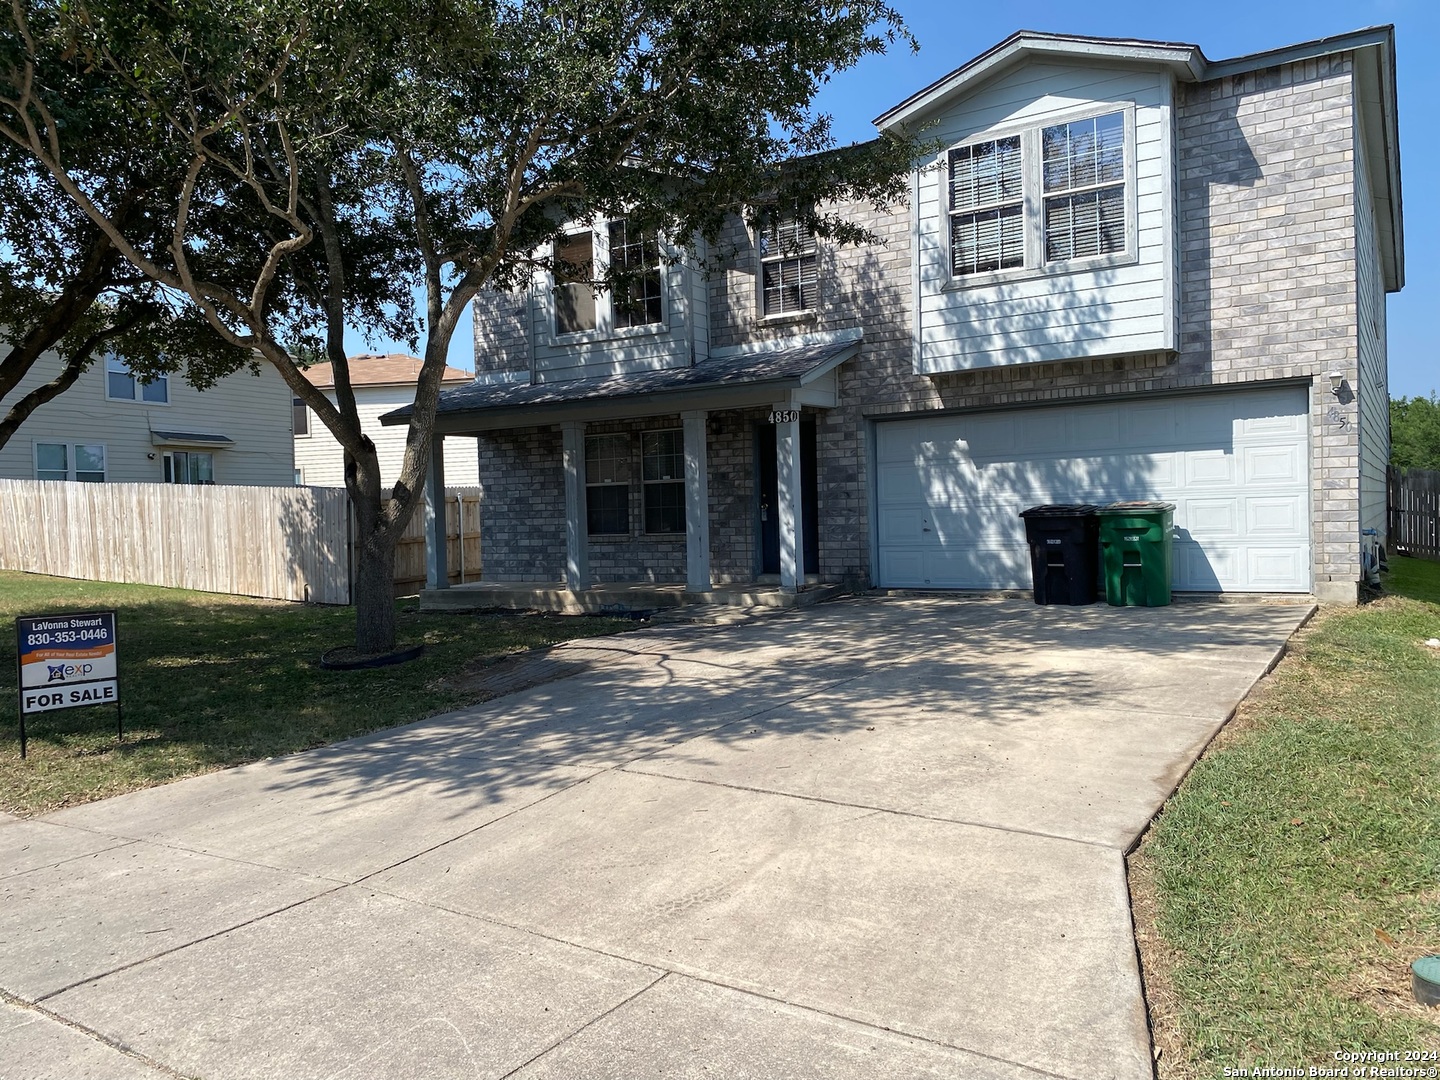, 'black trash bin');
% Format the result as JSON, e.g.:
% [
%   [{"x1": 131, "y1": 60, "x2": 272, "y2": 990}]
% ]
[{"x1": 1019, "y1": 504, "x2": 1100, "y2": 605}]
